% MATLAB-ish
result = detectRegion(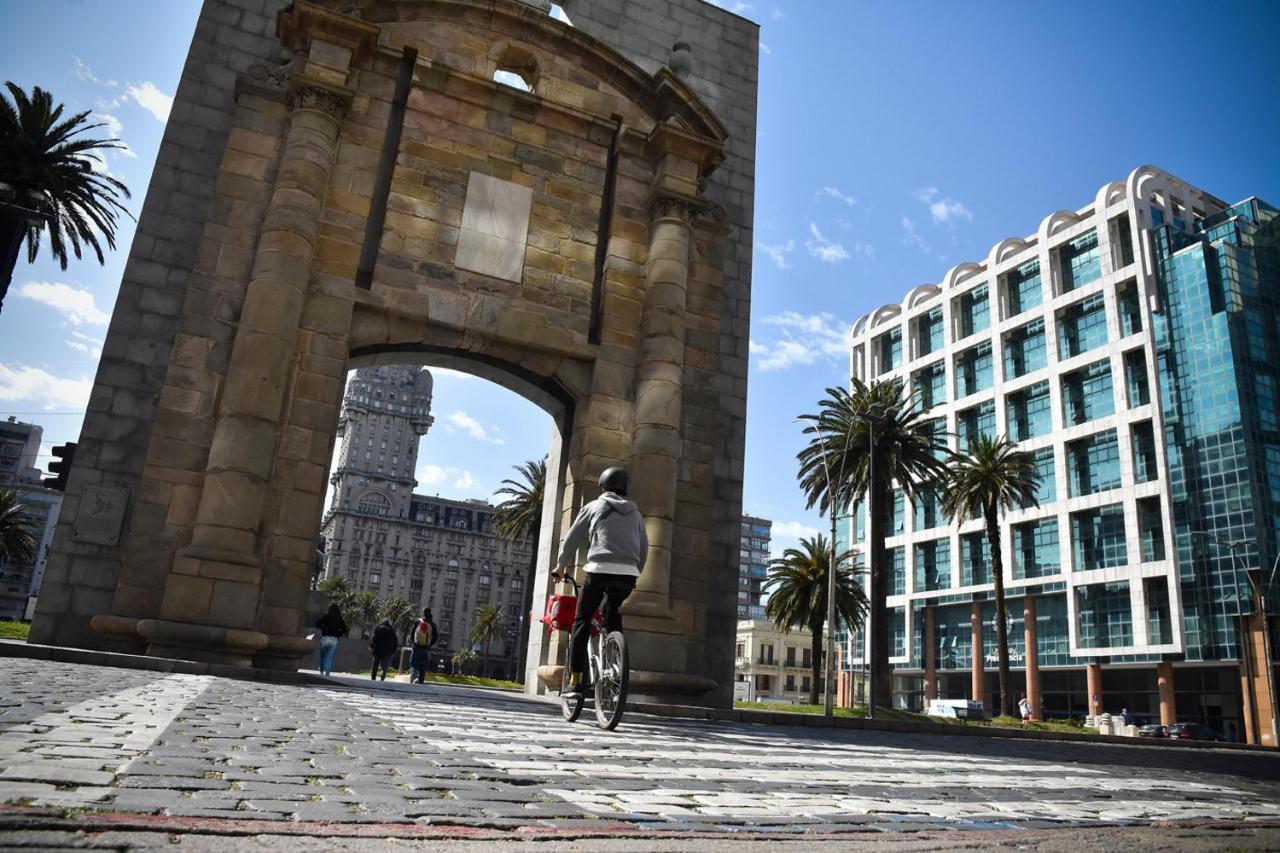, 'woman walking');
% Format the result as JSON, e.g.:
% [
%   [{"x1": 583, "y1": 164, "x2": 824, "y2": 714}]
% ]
[{"x1": 316, "y1": 603, "x2": 348, "y2": 676}]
